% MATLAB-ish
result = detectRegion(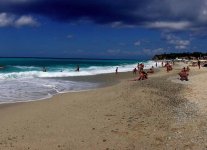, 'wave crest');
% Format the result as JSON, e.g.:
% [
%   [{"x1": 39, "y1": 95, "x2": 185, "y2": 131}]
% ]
[{"x1": 0, "y1": 61, "x2": 160, "y2": 79}]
